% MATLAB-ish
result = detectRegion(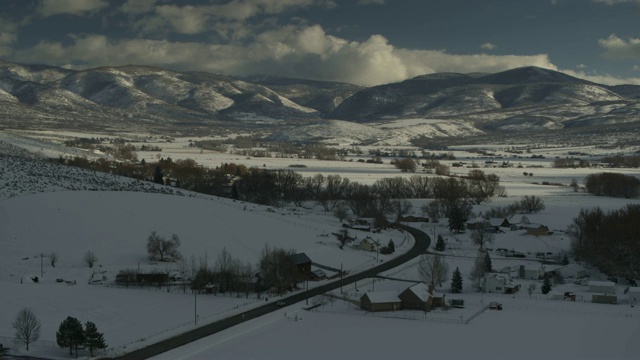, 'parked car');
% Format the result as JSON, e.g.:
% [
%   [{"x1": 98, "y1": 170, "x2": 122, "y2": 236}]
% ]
[
  {"x1": 489, "y1": 301, "x2": 503, "y2": 310},
  {"x1": 276, "y1": 300, "x2": 286, "y2": 306}
]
